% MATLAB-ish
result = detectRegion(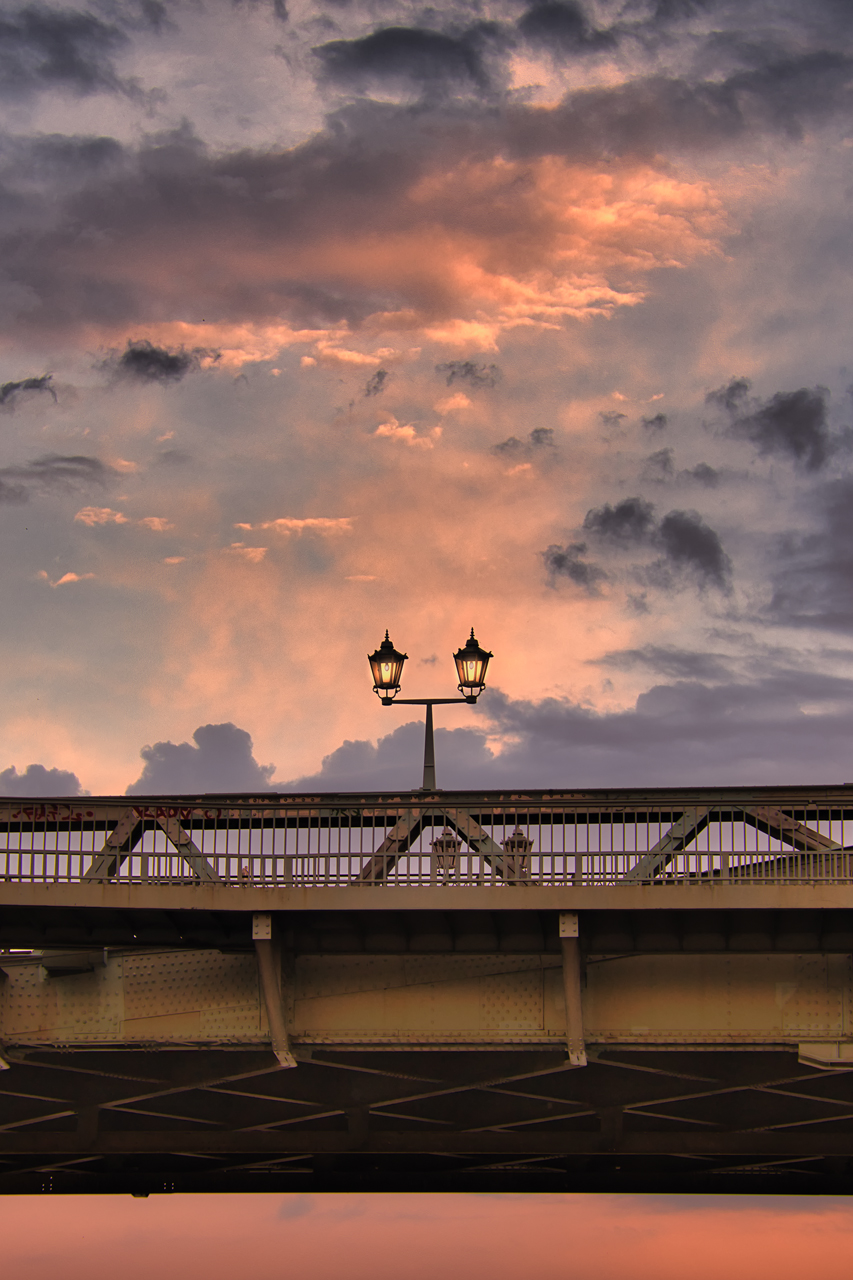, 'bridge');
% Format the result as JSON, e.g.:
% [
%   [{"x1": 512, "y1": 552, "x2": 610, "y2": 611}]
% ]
[{"x1": 2, "y1": 784, "x2": 853, "y2": 1195}]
